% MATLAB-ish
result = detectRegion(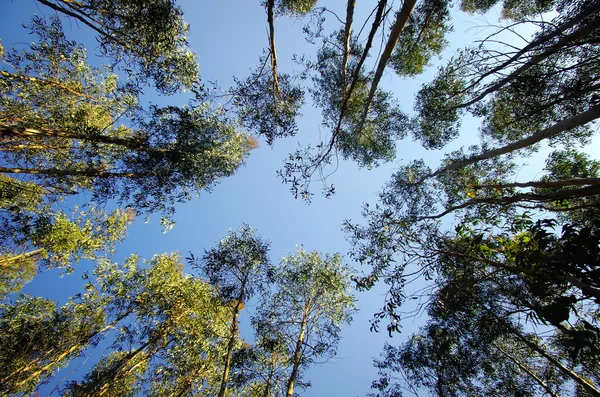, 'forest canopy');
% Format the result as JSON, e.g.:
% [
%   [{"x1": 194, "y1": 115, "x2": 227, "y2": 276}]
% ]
[{"x1": 1, "y1": 0, "x2": 599, "y2": 396}]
